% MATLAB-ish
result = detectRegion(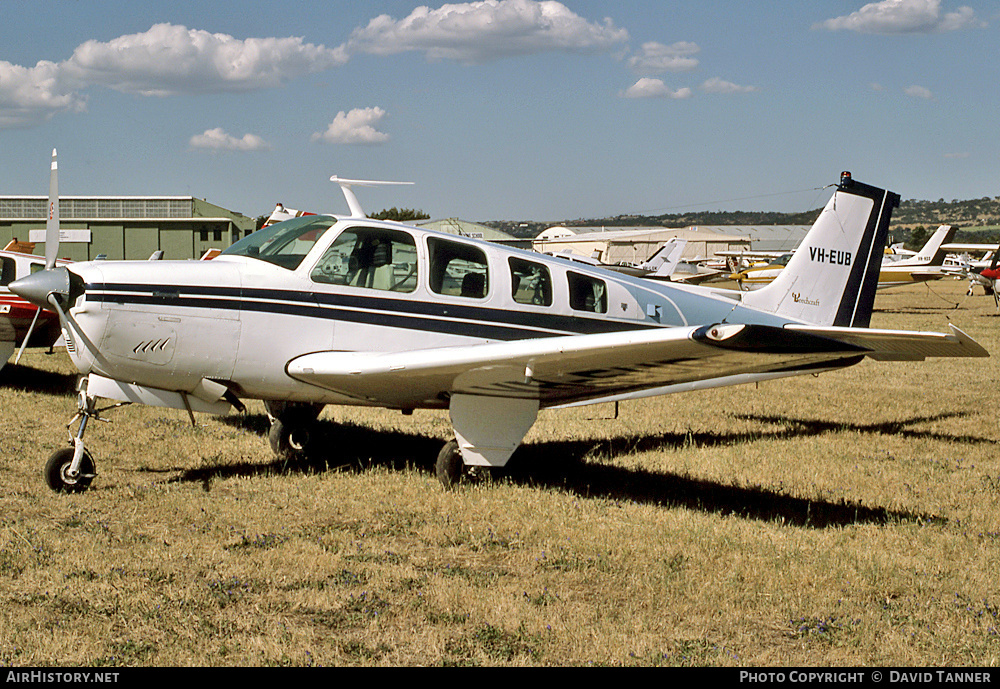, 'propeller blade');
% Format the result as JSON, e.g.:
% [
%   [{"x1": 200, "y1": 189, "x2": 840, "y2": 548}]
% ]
[
  {"x1": 45, "y1": 148, "x2": 59, "y2": 270},
  {"x1": 13, "y1": 308, "x2": 42, "y2": 365},
  {"x1": 11, "y1": 150, "x2": 62, "y2": 363}
]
